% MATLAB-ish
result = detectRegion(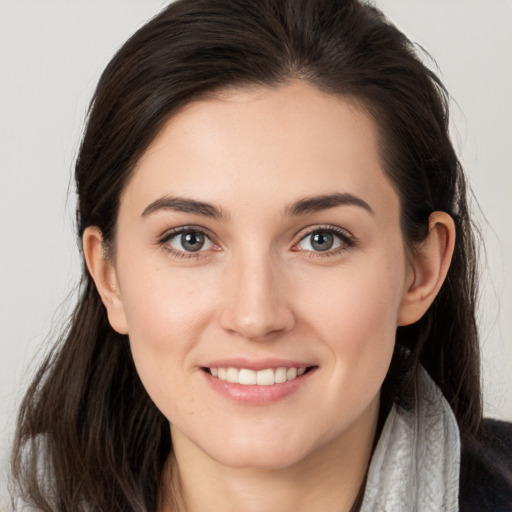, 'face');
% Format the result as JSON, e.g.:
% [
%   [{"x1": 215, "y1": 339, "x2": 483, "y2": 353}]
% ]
[{"x1": 105, "y1": 82, "x2": 413, "y2": 470}]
